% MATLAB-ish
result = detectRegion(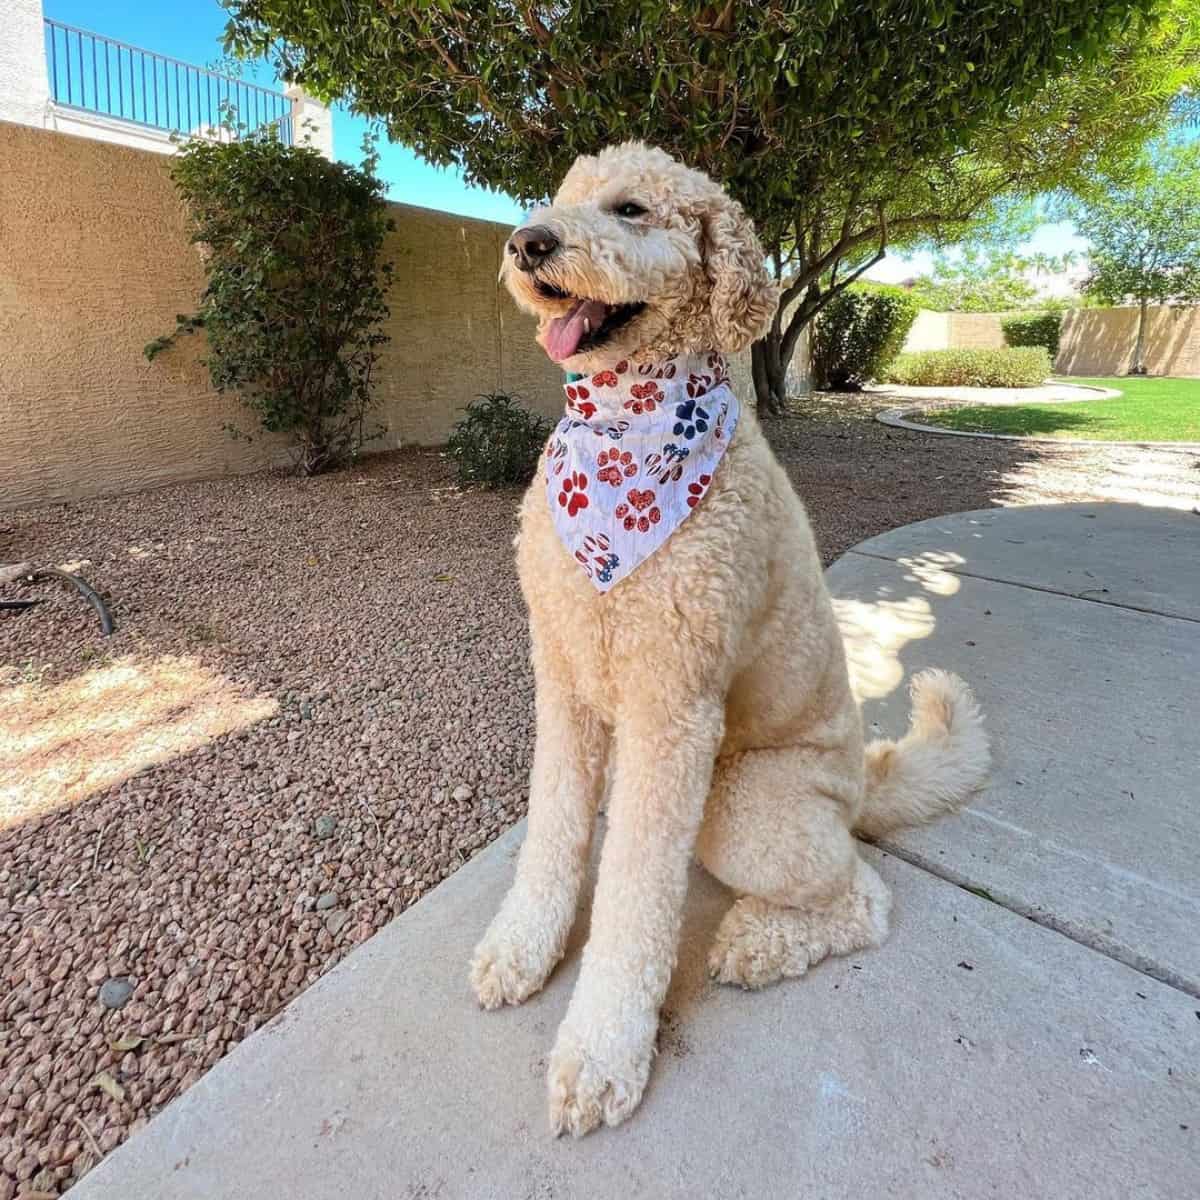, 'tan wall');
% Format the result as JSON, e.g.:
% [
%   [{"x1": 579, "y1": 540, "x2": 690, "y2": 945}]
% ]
[
  {"x1": 1056, "y1": 306, "x2": 1200, "y2": 377},
  {"x1": 902, "y1": 309, "x2": 950, "y2": 352},
  {"x1": 902, "y1": 310, "x2": 1006, "y2": 352},
  {"x1": 901, "y1": 302, "x2": 1200, "y2": 376},
  {"x1": 947, "y1": 312, "x2": 1007, "y2": 350},
  {"x1": 0, "y1": 121, "x2": 567, "y2": 509}
]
